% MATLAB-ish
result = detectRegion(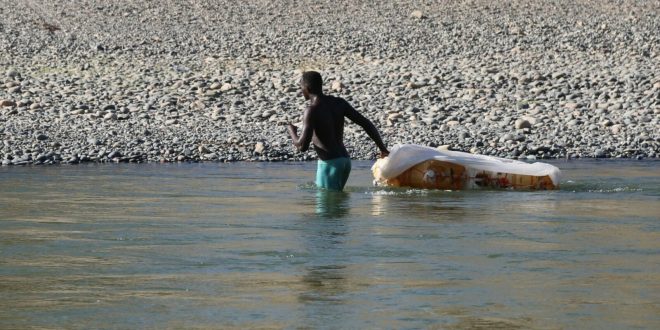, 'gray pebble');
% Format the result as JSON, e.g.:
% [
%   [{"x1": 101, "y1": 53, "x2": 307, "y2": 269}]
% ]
[
  {"x1": 514, "y1": 118, "x2": 532, "y2": 129},
  {"x1": 108, "y1": 151, "x2": 122, "y2": 158}
]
